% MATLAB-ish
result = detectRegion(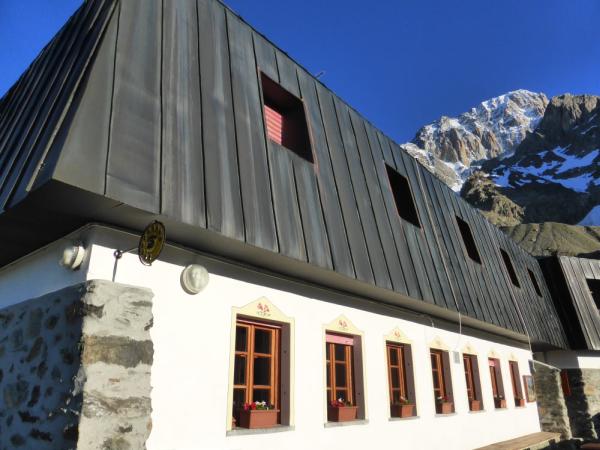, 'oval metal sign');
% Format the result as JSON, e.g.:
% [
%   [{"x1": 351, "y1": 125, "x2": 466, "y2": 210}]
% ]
[{"x1": 138, "y1": 221, "x2": 166, "y2": 266}]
